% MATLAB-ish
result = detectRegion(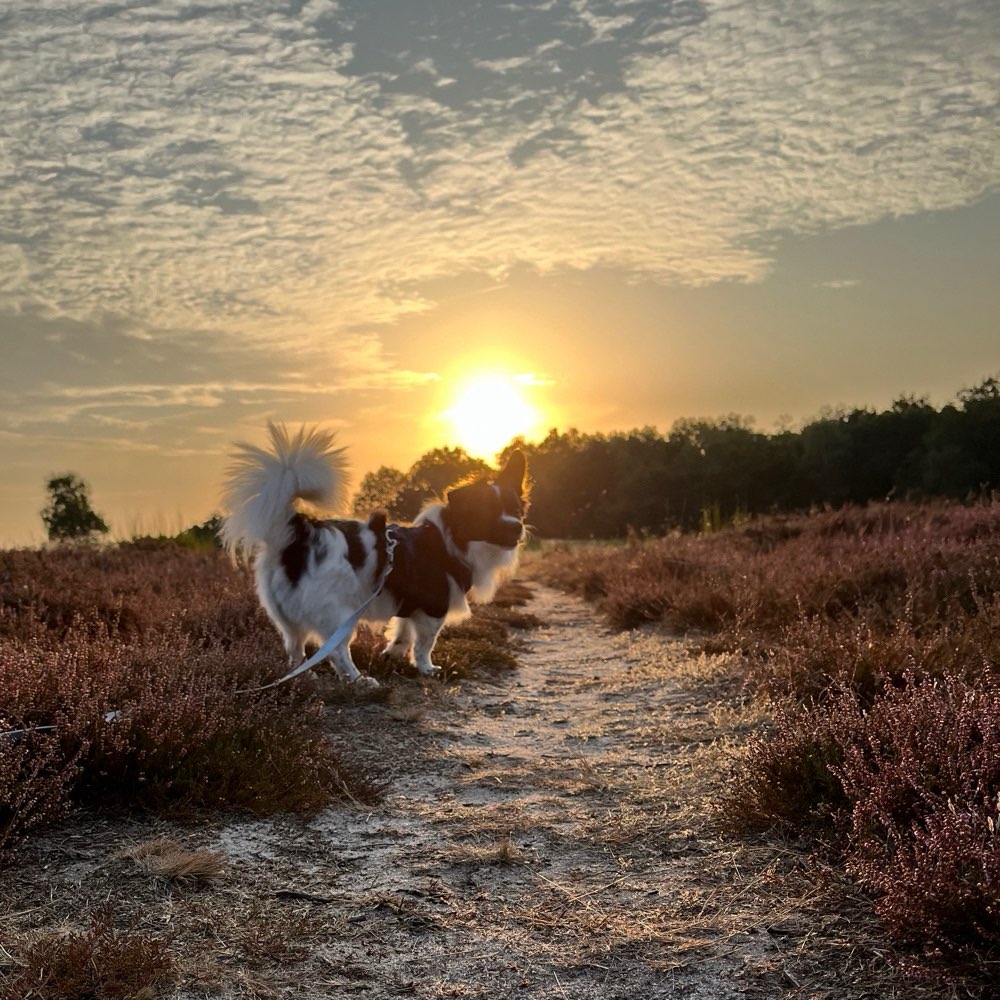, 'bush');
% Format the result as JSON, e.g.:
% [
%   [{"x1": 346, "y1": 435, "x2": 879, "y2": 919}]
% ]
[
  {"x1": 539, "y1": 499, "x2": 1000, "y2": 982},
  {"x1": 837, "y1": 676, "x2": 1000, "y2": 965},
  {"x1": 0, "y1": 732, "x2": 82, "y2": 862},
  {"x1": 725, "y1": 697, "x2": 853, "y2": 837},
  {"x1": 729, "y1": 673, "x2": 1000, "y2": 977},
  {"x1": 0, "y1": 903, "x2": 172, "y2": 1000},
  {"x1": 0, "y1": 545, "x2": 379, "y2": 864},
  {"x1": 866, "y1": 804, "x2": 999, "y2": 975}
]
